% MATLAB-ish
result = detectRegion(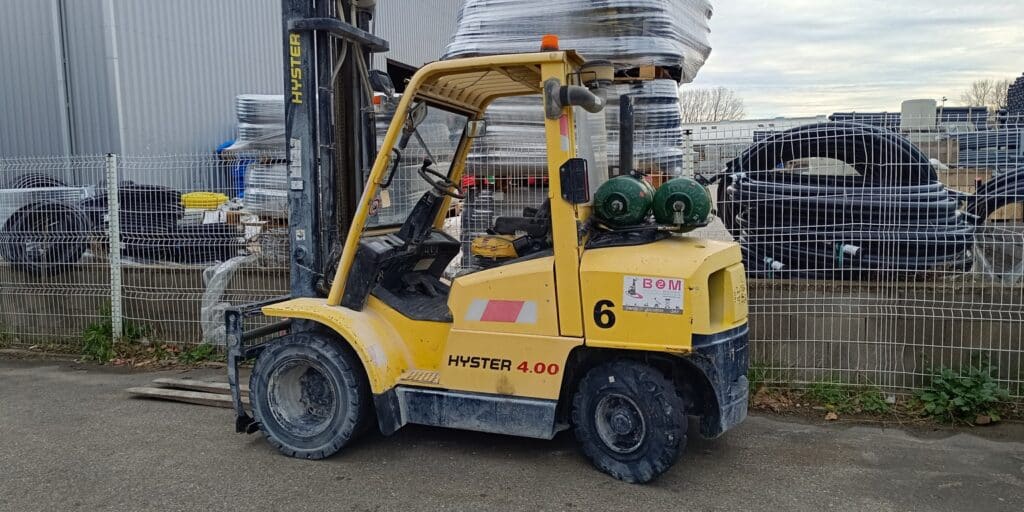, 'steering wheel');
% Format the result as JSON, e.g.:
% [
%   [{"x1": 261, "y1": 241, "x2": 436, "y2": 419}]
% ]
[{"x1": 417, "y1": 159, "x2": 464, "y2": 199}]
